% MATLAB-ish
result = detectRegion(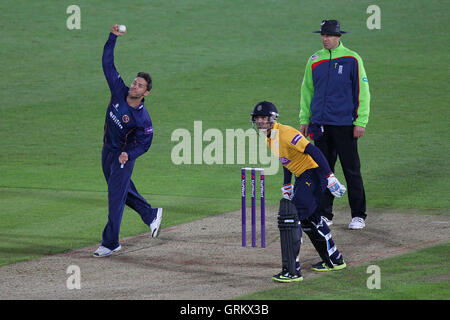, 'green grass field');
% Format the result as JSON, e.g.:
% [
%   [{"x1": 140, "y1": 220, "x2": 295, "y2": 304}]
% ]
[
  {"x1": 237, "y1": 243, "x2": 450, "y2": 300},
  {"x1": 0, "y1": 0, "x2": 449, "y2": 299}
]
